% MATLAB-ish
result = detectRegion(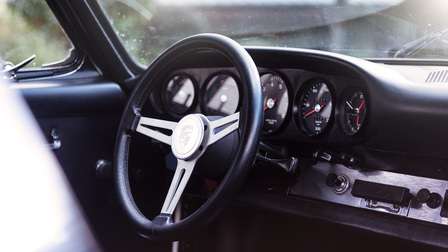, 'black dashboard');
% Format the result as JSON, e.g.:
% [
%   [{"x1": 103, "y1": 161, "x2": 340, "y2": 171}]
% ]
[{"x1": 129, "y1": 46, "x2": 448, "y2": 247}]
